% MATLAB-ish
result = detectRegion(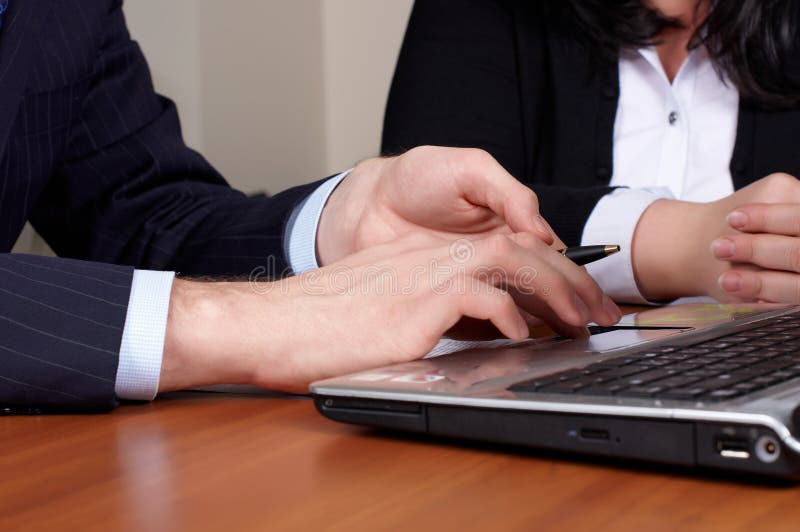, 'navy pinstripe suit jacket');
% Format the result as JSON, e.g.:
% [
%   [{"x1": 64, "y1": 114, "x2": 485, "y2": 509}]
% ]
[{"x1": 0, "y1": 0, "x2": 323, "y2": 412}]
